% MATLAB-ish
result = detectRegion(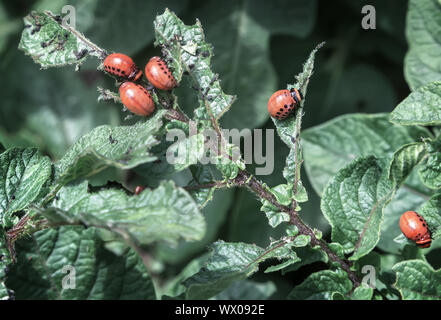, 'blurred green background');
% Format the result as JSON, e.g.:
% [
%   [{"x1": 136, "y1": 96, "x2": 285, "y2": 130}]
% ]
[{"x1": 0, "y1": 0, "x2": 409, "y2": 297}]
